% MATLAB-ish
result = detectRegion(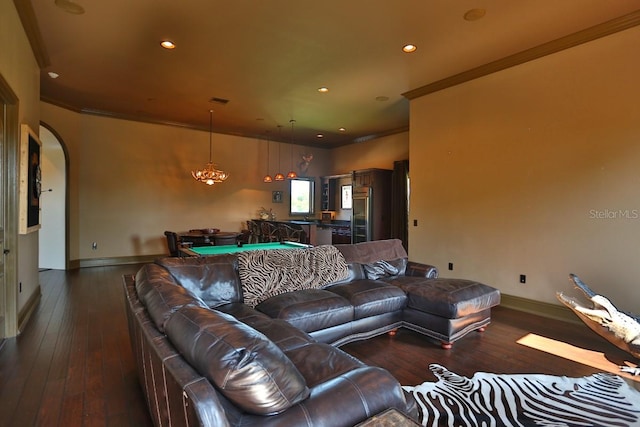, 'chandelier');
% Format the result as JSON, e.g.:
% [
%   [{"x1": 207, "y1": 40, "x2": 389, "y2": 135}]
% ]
[{"x1": 192, "y1": 110, "x2": 229, "y2": 185}]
